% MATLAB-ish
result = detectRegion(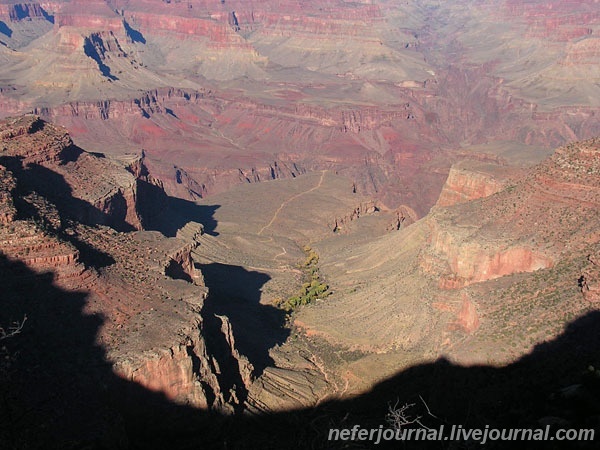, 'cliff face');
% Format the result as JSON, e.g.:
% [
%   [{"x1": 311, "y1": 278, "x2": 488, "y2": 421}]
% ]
[
  {"x1": 424, "y1": 138, "x2": 600, "y2": 289},
  {"x1": 0, "y1": 115, "x2": 143, "y2": 231},
  {"x1": 113, "y1": 331, "x2": 216, "y2": 409},
  {"x1": 164, "y1": 222, "x2": 205, "y2": 285},
  {"x1": 503, "y1": 0, "x2": 599, "y2": 40},
  {"x1": 0, "y1": 1, "x2": 598, "y2": 216},
  {"x1": 581, "y1": 251, "x2": 600, "y2": 303},
  {"x1": 0, "y1": 2, "x2": 47, "y2": 22},
  {"x1": 328, "y1": 201, "x2": 379, "y2": 233},
  {"x1": 34, "y1": 87, "x2": 210, "y2": 122},
  {"x1": 436, "y1": 160, "x2": 524, "y2": 207},
  {"x1": 0, "y1": 115, "x2": 252, "y2": 415},
  {"x1": 422, "y1": 220, "x2": 555, "y2": 289}
]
